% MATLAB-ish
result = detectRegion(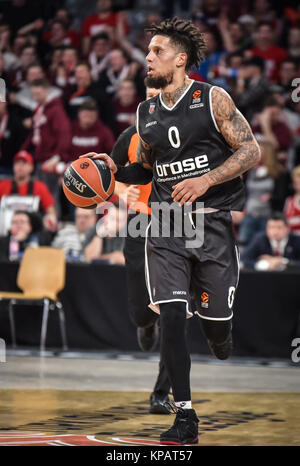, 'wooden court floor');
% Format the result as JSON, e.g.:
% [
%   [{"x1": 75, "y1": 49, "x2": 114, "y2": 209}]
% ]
[{"x1": 0, "y1": 389, "x2": 299, "y2": 446}]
